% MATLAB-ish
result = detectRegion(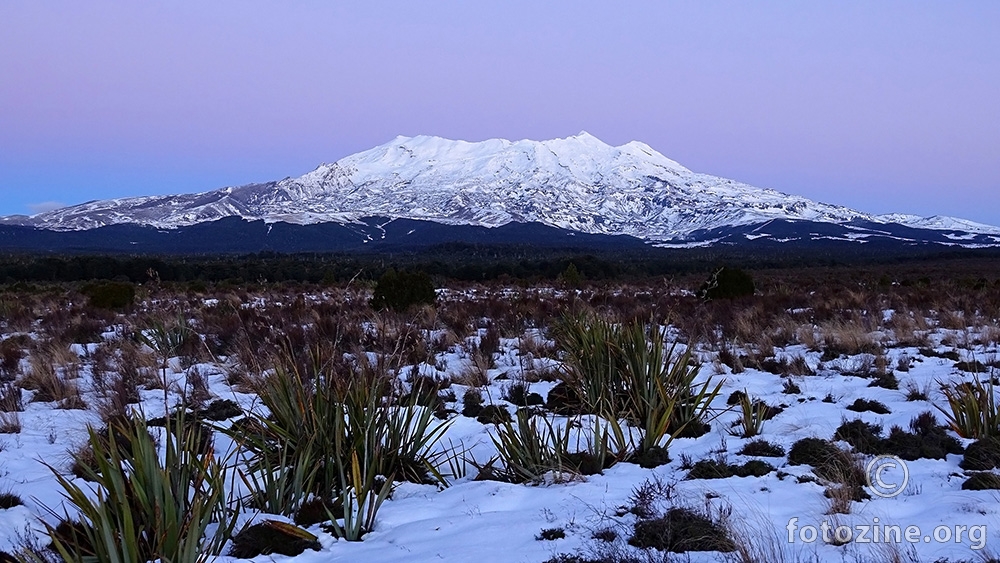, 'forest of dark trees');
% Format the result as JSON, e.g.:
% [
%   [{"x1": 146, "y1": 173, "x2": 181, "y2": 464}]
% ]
[{"x1": 1, "y1": 244, "x2": 999, "y2": 286}]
